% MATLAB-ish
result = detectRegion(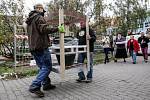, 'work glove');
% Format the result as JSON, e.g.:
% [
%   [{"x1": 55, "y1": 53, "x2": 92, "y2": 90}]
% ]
[{"x1": 58, "y1": 24, "x2": 65, "y2": 33}]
